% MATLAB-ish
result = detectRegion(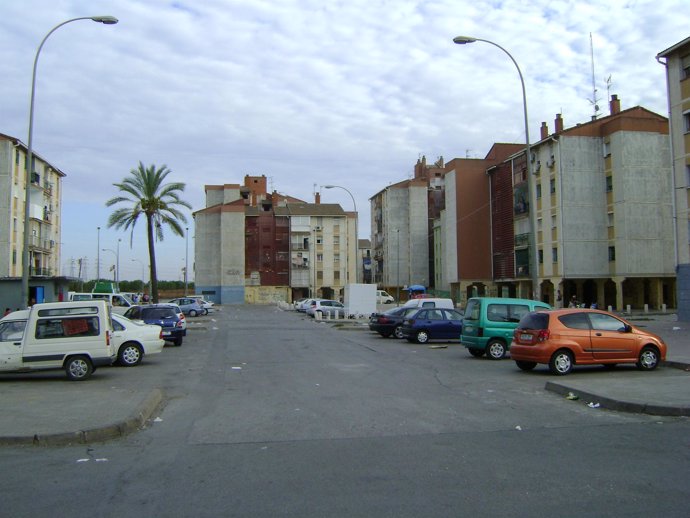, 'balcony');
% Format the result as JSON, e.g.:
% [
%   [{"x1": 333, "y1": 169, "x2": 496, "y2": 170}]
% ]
[
  {"x1": 514, "y1": 233, "x2": 530, "y2": 248},
  {"x1": 30, "y1": 267, "x2": 52, "y2": 277}
]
